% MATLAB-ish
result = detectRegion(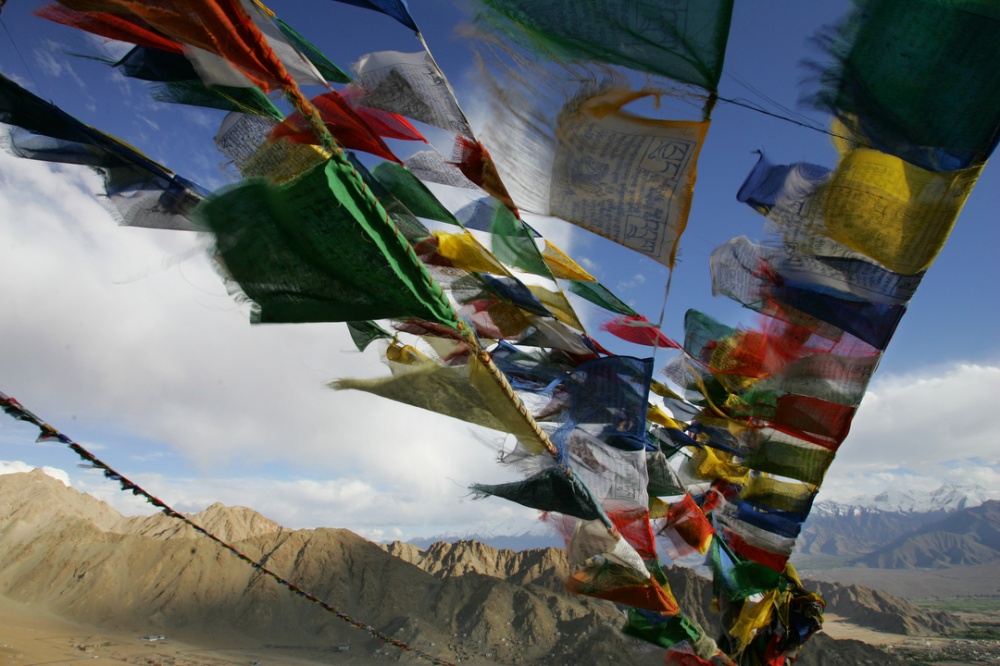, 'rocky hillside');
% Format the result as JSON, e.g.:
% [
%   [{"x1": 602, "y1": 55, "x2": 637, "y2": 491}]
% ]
[
  {"x1": 794, "y1": 507, "x2": 940, "y2": 561},
  {"x1": 853, "y1": 500, "x2": 1000, "y2": 569},
  {"x1": 0, "y1": 471, "x2": 966, "y2": 665},
  {"x1": 795, "y1": 485, "x2": 998, "y2": 563},
  {"x1": 0, "y1": 471, "x2": 665, "y2": 665},
  {"x1": 805, "y1": 581, "x2": 966, "y2": 636}
]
